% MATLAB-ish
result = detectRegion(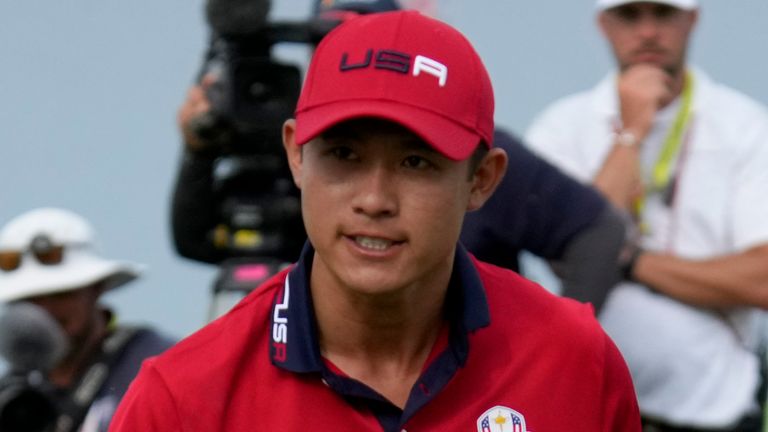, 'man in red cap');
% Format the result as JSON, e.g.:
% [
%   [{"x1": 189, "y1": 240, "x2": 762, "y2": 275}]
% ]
[{"x1": 111, "y1": 11, "x2": 640, "y2": 431}]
